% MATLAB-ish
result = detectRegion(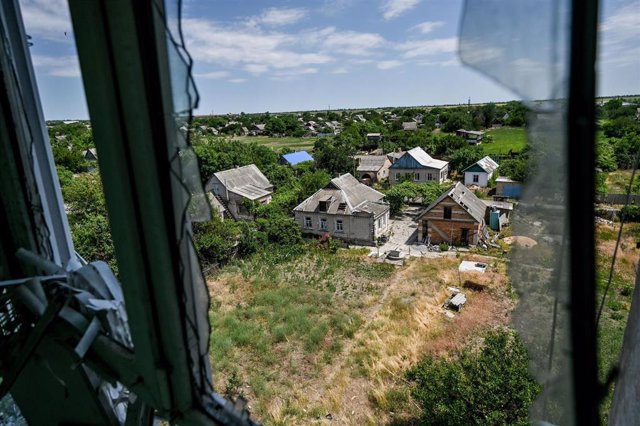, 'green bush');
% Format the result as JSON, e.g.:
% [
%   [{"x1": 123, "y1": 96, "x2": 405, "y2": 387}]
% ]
[
  {"x1": 621, "y1": 205, "x2": 640, "y2": 222},
  {"x1": 439, "y1": 242, "x2": 449, "y2": 252},
  {"x1": 406, "y1": 330, "x2": 540, "y2": 426}
]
